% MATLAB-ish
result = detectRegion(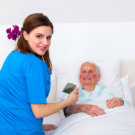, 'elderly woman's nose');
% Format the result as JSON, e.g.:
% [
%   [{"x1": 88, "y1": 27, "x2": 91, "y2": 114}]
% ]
[{"x1": 85, "y1": 72, "x2": 90, "y2": 76}]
